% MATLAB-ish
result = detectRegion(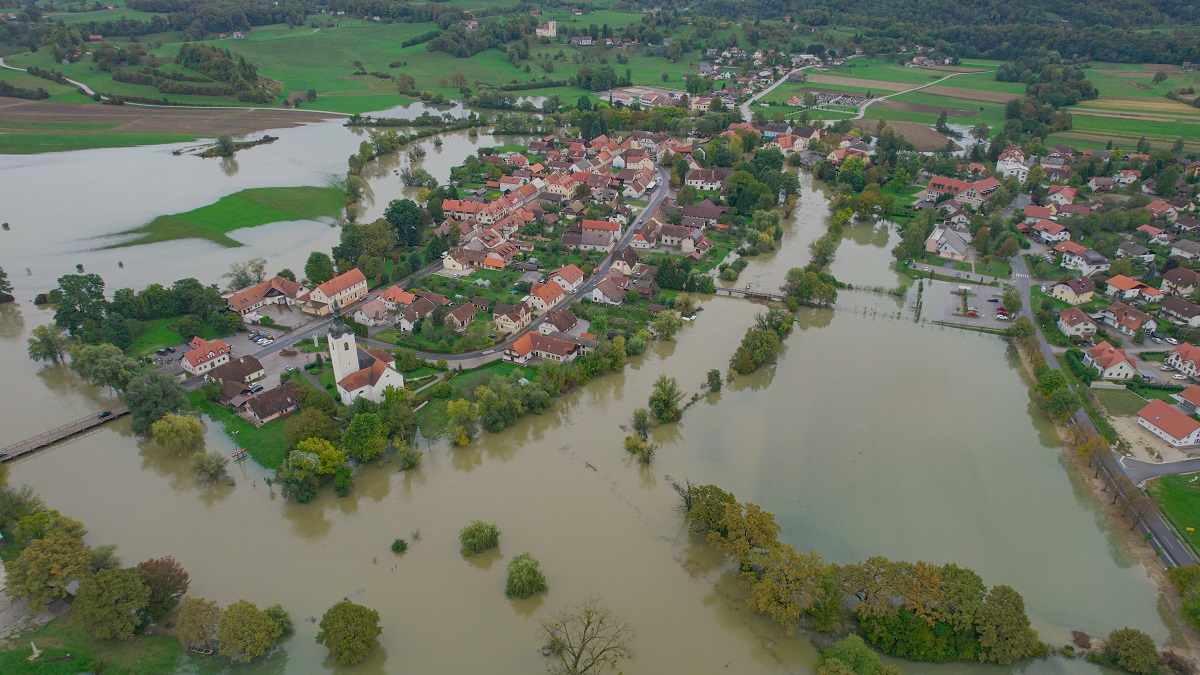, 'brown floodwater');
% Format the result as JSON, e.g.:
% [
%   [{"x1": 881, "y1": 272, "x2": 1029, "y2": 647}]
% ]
[{"x1": 0, "y1": 118, "x2": 1180, "y2": 673}]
